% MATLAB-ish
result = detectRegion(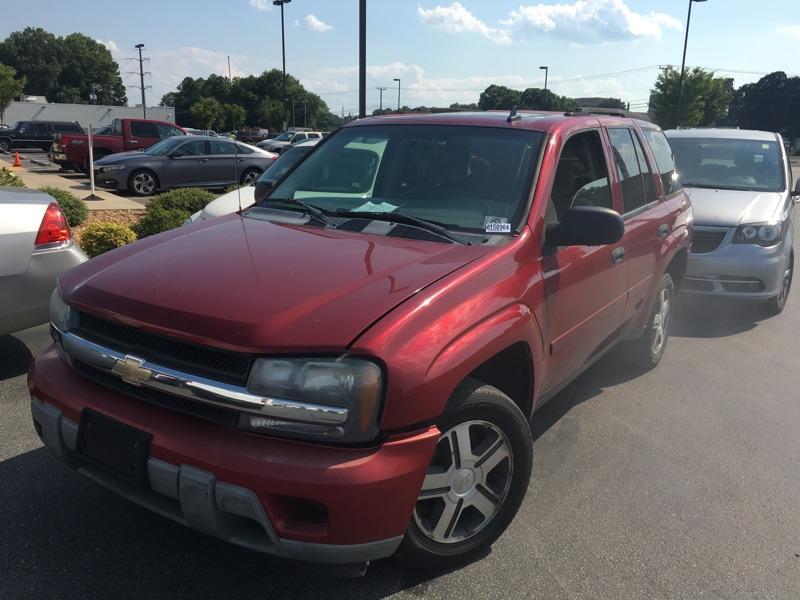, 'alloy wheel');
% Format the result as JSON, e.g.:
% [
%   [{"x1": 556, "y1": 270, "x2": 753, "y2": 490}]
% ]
[
  {"x1": 0, "y1": 141, "x2": 10, "y2": 153},
  {"x1": 651, "y1": 286, "x2": 671, "y2": 356},
  {"x1": 132, "y1": 172, "x2": 156, "y2": 195},
  {"x1": 242, "y1": 170, "x2": 259, "y2": 185},
  {"x1": 777, "y1": 252, "x2": 794, "y2": 309},
  {"x1": 413, "y1": 420, "x2": 513, "y2": 544}
]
